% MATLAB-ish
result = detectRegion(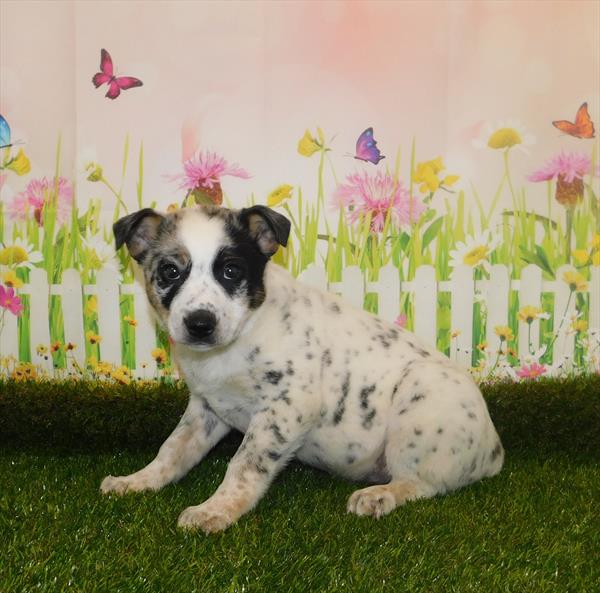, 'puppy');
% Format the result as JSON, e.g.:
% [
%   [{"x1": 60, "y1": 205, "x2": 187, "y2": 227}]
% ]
[{"x1": 101, "y1": 205, "x2": 503, "y2": 533}]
